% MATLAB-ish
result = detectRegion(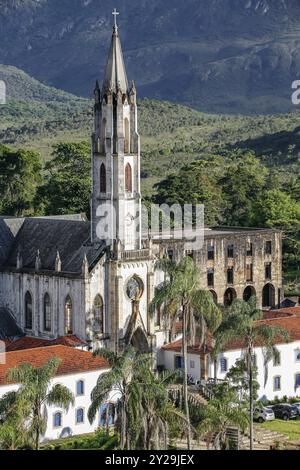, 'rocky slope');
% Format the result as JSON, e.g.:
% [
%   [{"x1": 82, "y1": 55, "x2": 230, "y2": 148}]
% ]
[{"x1": 1, "y1": 0, "x2": 300, "y2": 113}]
